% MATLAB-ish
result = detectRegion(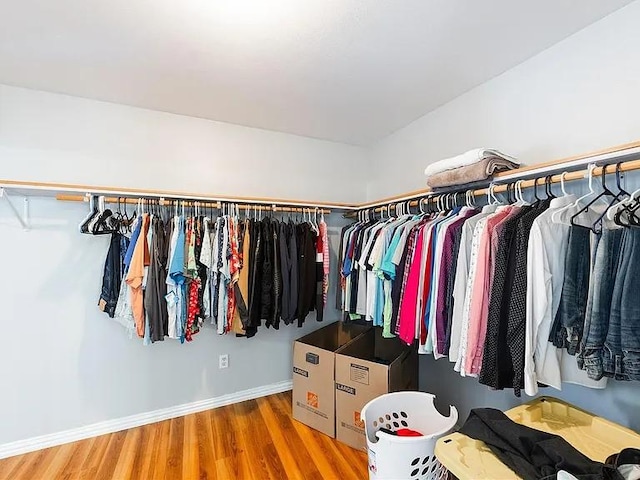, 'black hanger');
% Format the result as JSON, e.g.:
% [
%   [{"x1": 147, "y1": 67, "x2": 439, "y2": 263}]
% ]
[
  {"x1": 91, "y1": 198, "x2": 117, "y2": 235},
  {"x1": 531, "y1": 177, "x2": 542, "y2": 207},
  {"x1": 506, "y1": 182, "x2": 515, "y2": 204},
  {"x1": 612, "y1": 162, "x2": 640, "y2": 227},
  {"x1": 545, "y1": 175, "x2": 556, "y2": 199},
  {"x1": 571, "y1": 165, "x2": 617, "y2": 233}
]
